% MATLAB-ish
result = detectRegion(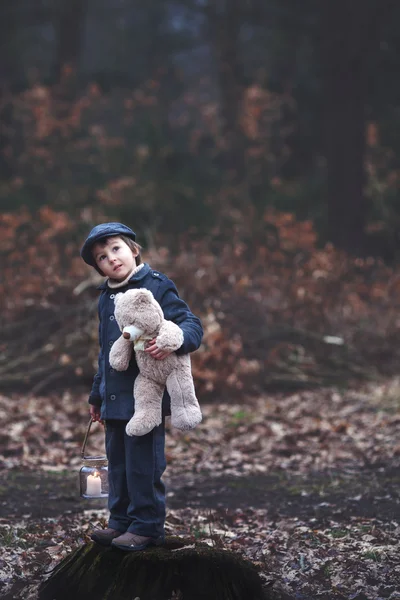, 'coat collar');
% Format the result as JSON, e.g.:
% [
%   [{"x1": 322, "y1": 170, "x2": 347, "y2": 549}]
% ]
[{"x1": 97, "y1": 263, "x2": 151, "y2": 290}]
